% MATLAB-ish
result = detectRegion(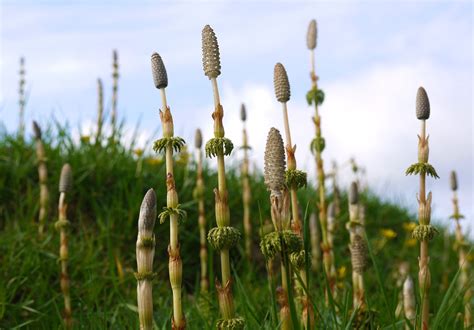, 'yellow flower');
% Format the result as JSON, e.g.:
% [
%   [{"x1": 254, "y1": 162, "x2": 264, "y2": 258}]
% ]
[
  {"x1": 134, "y1": 148, "x2": 144, "y2": 157},
  {"x1": 380, "y1": 228, "x2": 397, "y2": 239},
  {"x1": 145, "y1": 157, "x2": 163, "y2": 166},
  {"x1": 404, "y1": 238, "x2": 417, "y2": 248},
  {"x1": 337, "y1": 266, "x2": 347, "y2": 279},
  {"x1": 403, "y1": 222, "x2": 417, "y2": 232},
  {"x1": 80, "y1": 135, "x2": 90, "y2": 143}
]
